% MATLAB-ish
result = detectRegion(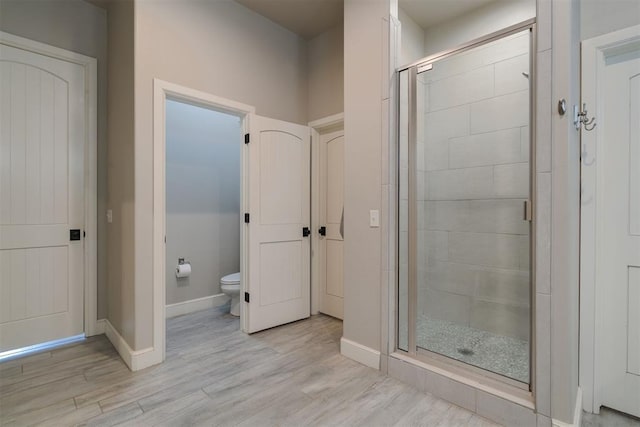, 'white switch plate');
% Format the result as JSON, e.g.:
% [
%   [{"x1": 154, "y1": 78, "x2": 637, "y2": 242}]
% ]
[
  {"x1": 369, "y1": 210, "x2": 380, "y2": 227},
  {"x1": 106, "y1": 209, "x2": 113, "y2": 223}
]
